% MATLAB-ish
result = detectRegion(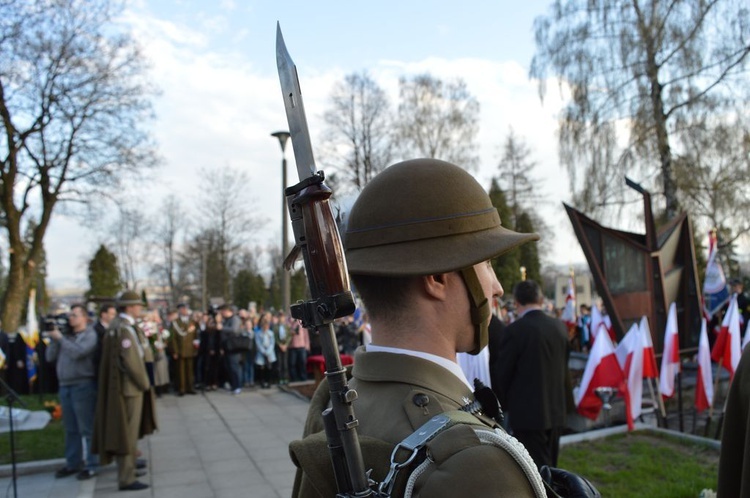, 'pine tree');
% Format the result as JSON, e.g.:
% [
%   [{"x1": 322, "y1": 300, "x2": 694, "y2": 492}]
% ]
[
  {"x1": 233, "y1": 270, "x2": 268, "y2": 311},
  {"x1": 87, "y1": 245, "x2": 122, "y2": 299},
  {"x1": 488, "y1": 179, "x2": 521, "y2": 294},
  {"x1": 515, "y1": 211, "x2": 541, "y2": 285}
]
